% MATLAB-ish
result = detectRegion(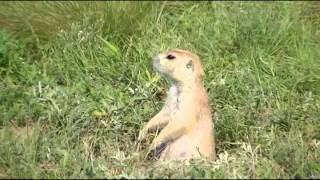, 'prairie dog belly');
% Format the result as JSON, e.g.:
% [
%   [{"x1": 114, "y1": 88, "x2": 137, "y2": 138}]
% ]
[
  {"x1": 159, "y1": 121, "x2": 215, "y2": 160},
  {"x1": 160, "y1": 135, "x2": 200, "y2": 160}
]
